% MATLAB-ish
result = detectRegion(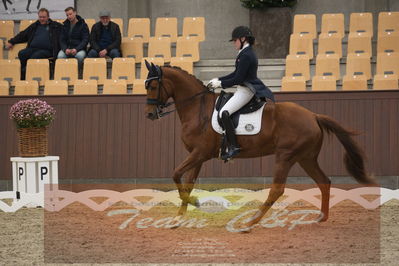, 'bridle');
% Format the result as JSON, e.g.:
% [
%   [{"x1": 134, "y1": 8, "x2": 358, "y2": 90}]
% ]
[{"x1": 145, "y1": 64, "x2": 213, "y2": 119}]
